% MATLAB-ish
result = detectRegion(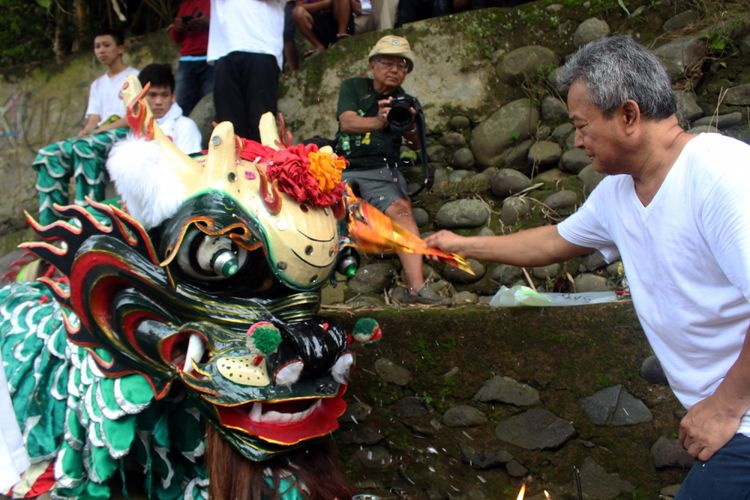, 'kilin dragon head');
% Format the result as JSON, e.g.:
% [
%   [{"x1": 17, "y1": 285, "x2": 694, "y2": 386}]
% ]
[{"x1": 22, "y1": 76, "x2": 381, "y2": 461}]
